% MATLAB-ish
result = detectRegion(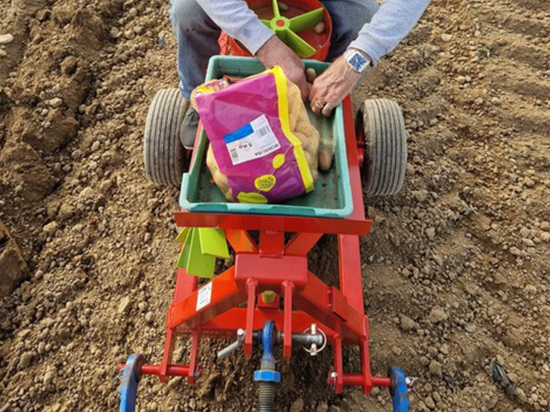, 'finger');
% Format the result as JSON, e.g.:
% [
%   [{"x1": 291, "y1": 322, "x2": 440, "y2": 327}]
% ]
[
  {"x1": 311, "y1": 93, "x2": 327, "y2": 114},
  {"x1": 300, "y1": 82, "x2": 310, "y2": 100},
  {"x1": 309, "y1": 83, "x2": 319, "y2": 103},
  {"x1": 294, "y1": 73, "x2": 309, "y2": 100},
  {"x1": 311, "y1": 100, "x2": 322, "y2": 114},
  {"x1": 309, "y1": 85, "x2": 325, "y2": 113},
  {"x1": 321, "y1": 101, "x2": 334, "y2": 117}
]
